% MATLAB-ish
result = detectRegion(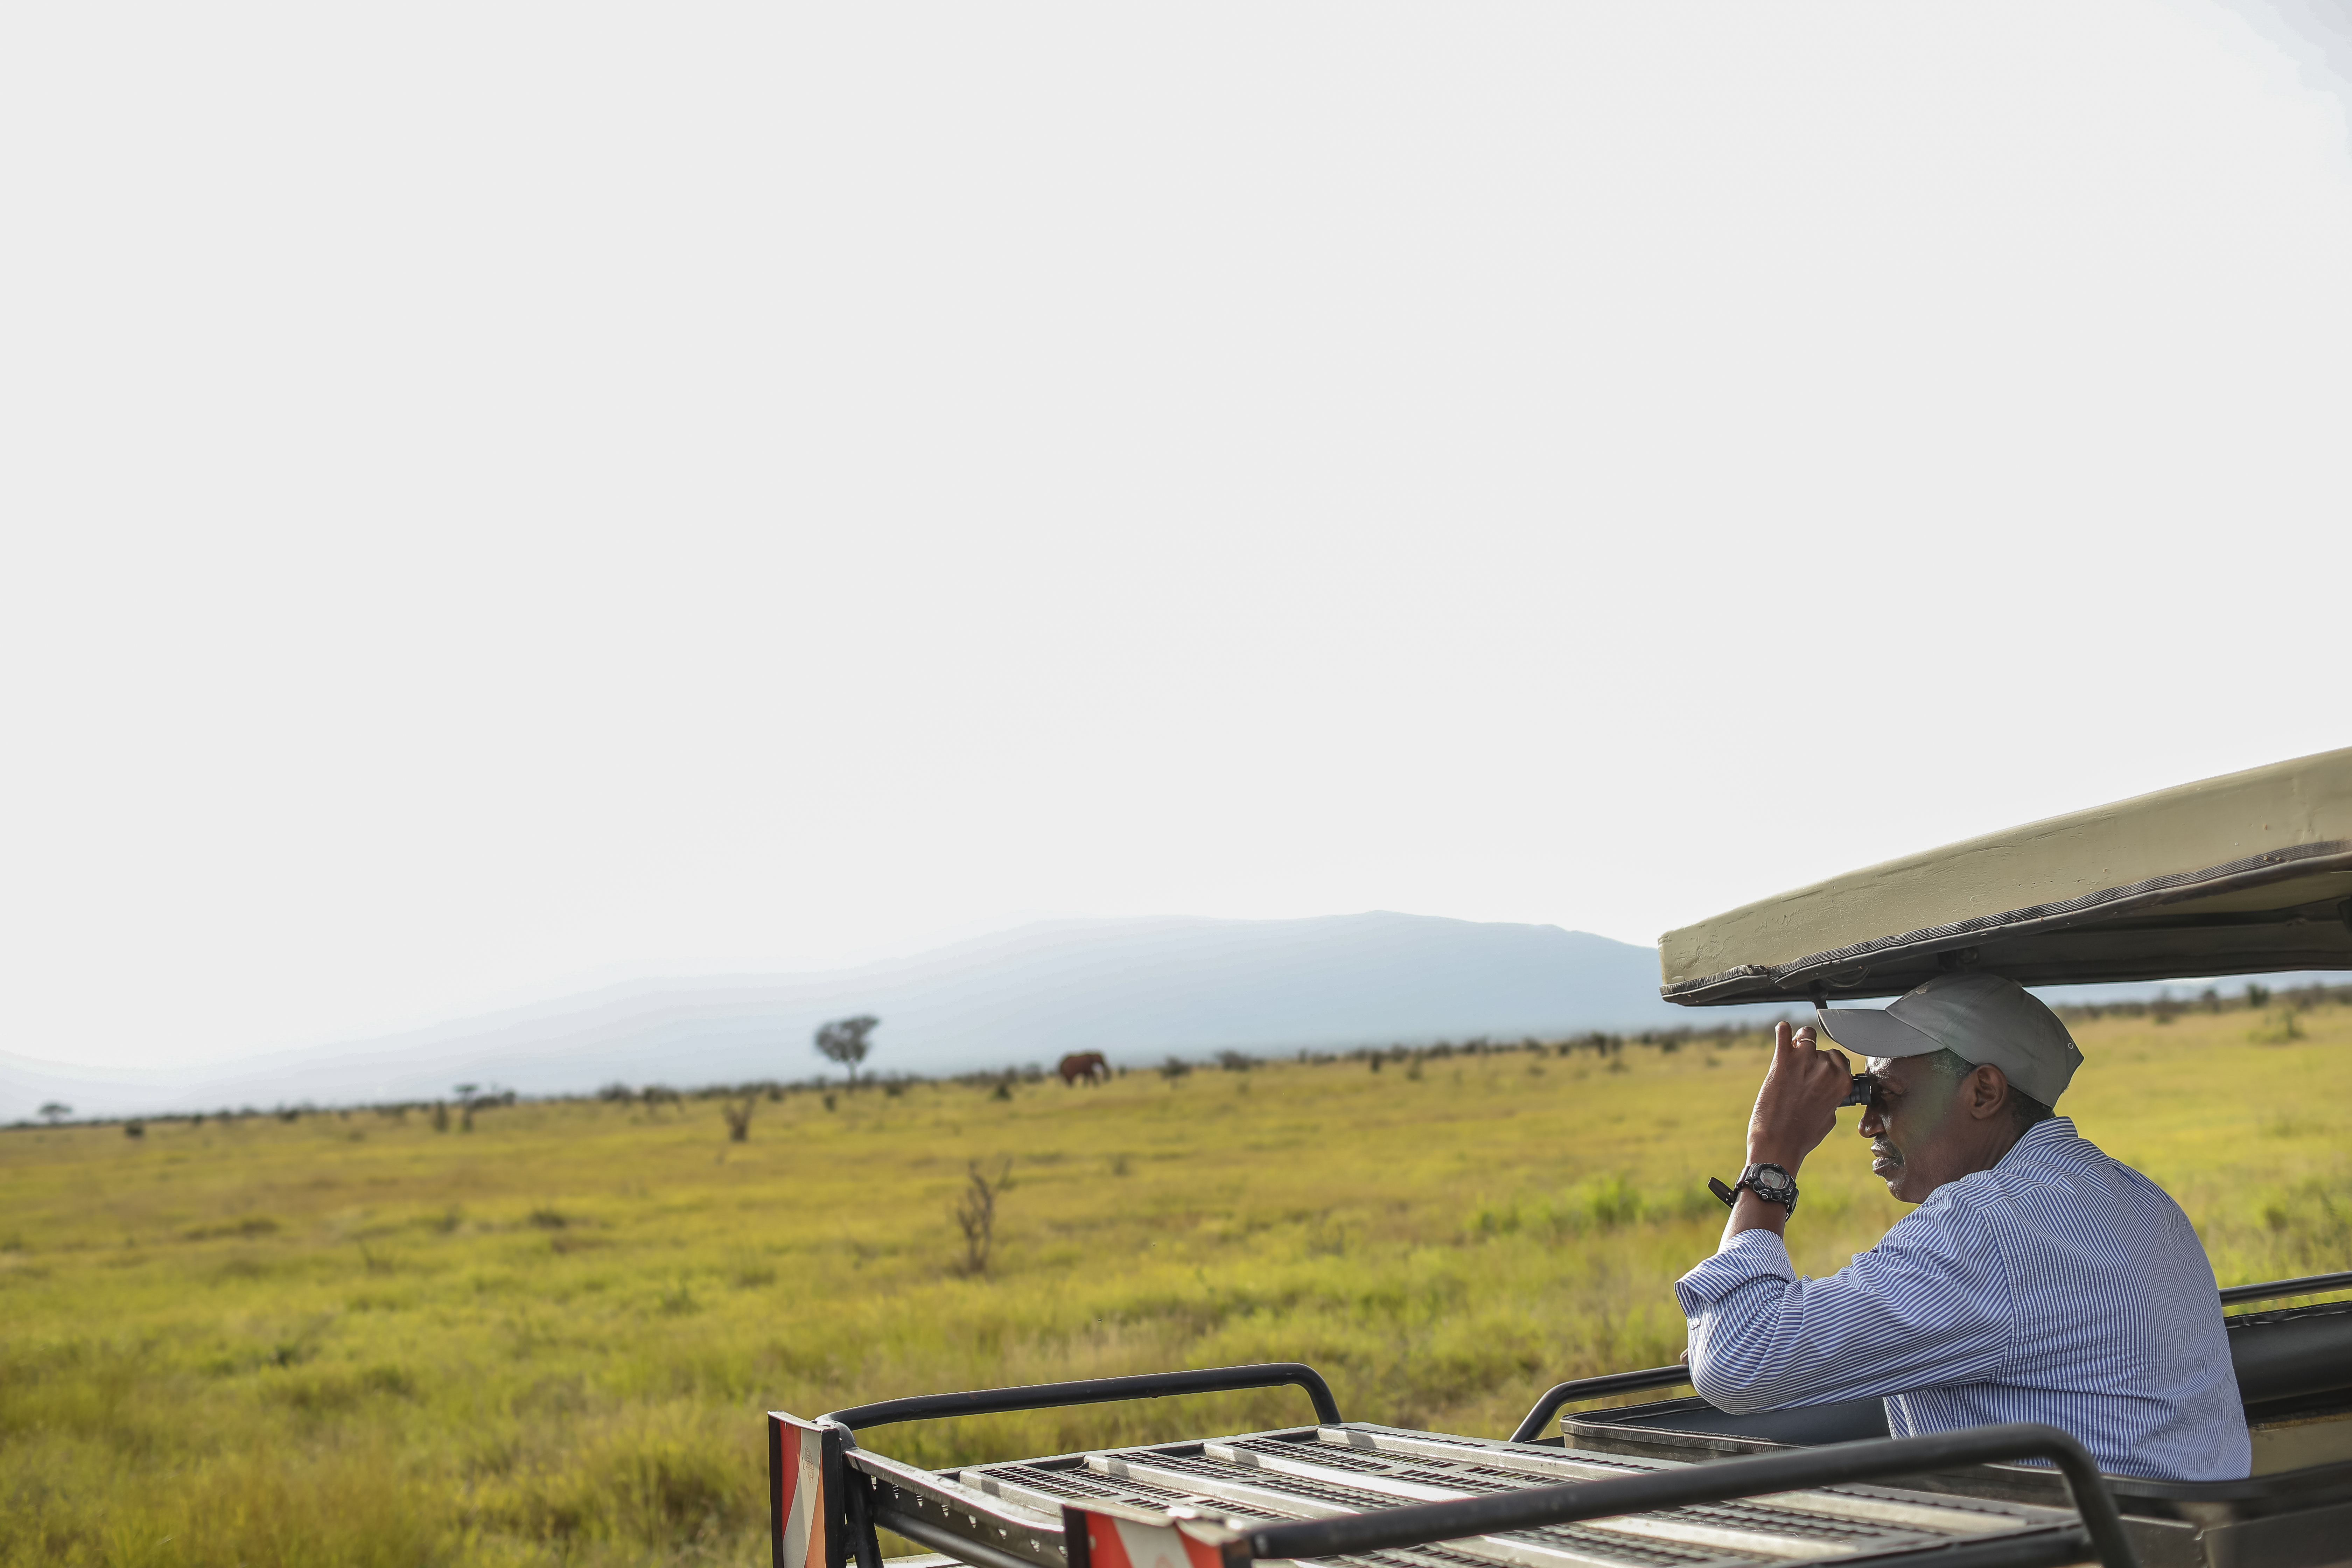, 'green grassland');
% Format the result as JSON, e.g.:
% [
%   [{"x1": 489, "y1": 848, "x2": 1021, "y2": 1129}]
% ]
[{"x1": 5, "y1": 1000, "x2": 2351, "y2": 1567}]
